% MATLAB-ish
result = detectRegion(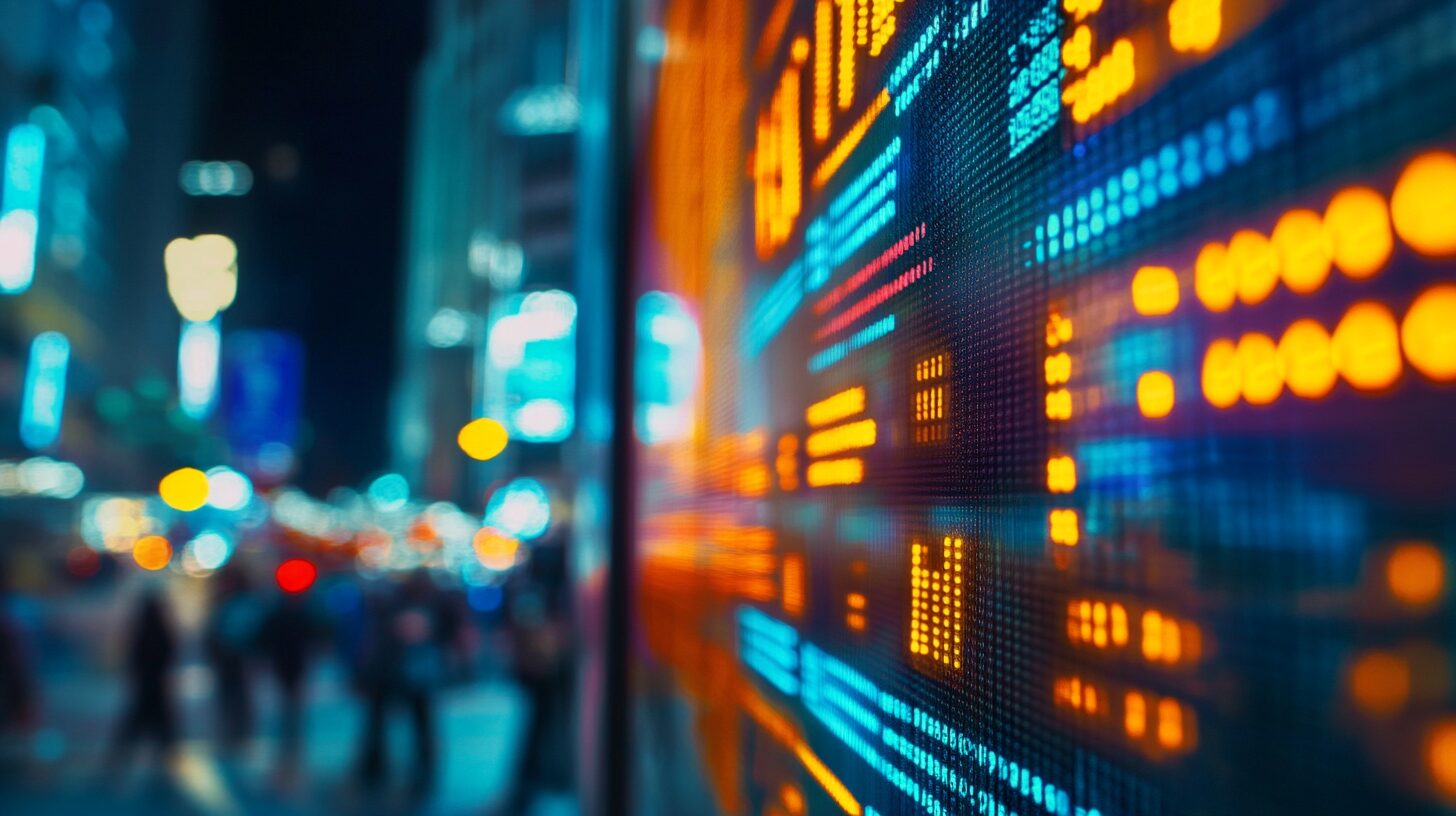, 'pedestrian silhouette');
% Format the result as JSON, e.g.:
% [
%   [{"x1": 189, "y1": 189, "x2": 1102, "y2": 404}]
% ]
[
  {"x1": 261, "y1": 586, "x2": 317, "y2": 777},
  {"x1": 357, "y1": 569, "x2": 453, "y2": 797},
  {"x1": 204, "y1": 566, "x2": 261, "y2": 751},
  {"x1": 0, "y1": 562, "x2": 39, "y2": 741},
  {"x1": 108, "y1": 591, "x2": 179, "y2": 767},
  {"x1": 499, "y1": 545, "x2": 571, "y2": 814}
]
